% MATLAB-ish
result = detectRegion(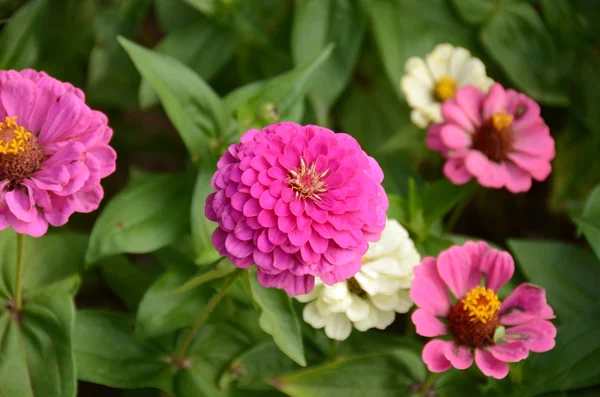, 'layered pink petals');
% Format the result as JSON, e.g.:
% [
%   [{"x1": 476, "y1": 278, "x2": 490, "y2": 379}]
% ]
[
  {"x1": 0, "y1": 69, "x2": 116, "y2": 237},
  {"x1": 205, "y1": 122, "x2": 388, "y2": 295},
  {"x1": 427, "y1": 83, "x2": 555, "y2": 192},
  {"x1": 410, "y1": 241, "x2": 556, "y2": 379}
]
